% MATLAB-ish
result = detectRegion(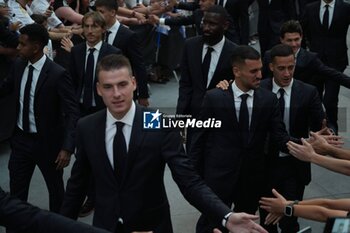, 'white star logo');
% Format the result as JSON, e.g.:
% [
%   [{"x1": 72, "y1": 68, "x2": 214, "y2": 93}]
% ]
[{"x1": 150, "y1": 109, "x2": 162, "y2": 122}]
